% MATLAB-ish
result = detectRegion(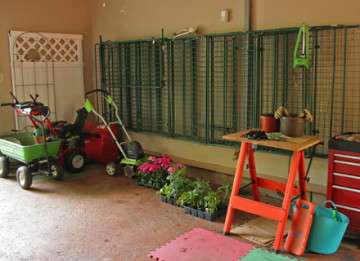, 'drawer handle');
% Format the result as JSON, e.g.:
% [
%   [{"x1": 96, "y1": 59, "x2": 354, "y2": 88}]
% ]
[
  {"x1": 333, "y1": 185, "x2": 360, "y2": 193},
  {"x1": 335, "y1": 203, "x2": 360, "y2": 213},
  {"x1": 334, "y1": 160, "x2": 360, "y2": 167},
  {"x1": 334, "y1": 172, "x2": 360, "y2": 180},
  {"x1": 335, "y1": 153, "x2": 360, "y2": 161}
]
